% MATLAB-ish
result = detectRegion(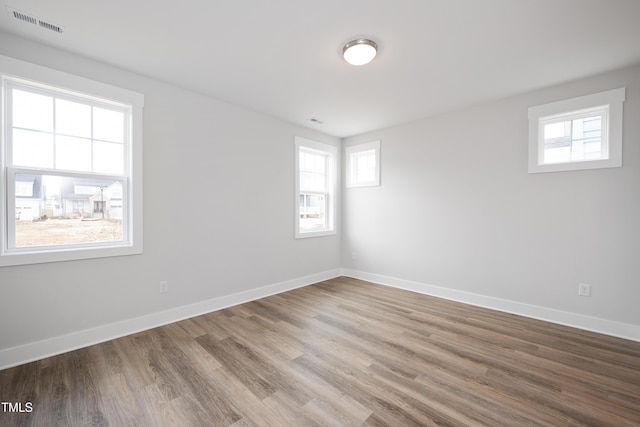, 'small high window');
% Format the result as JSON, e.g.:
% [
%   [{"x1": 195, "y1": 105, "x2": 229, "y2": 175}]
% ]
[
  {"x1": 528, "y1": 88, "x2": 625, "y2": 173},
  {"x1": 346, "y1": 140, "x2": 380, "y2": 188}
]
